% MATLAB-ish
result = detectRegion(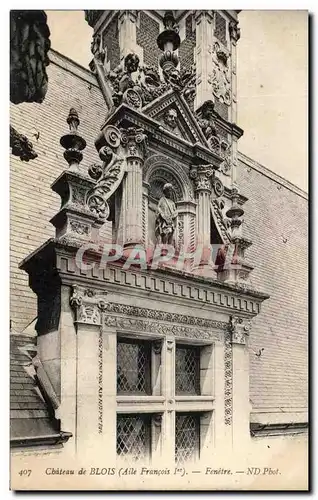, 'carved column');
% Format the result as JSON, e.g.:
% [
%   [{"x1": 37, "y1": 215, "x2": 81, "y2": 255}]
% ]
[
  {"x1": 194, "y1": 10, "x2": 214, "y2": 110},
  {"x1": 120, "y1": 127, "x2": 147, "y2": 247},
  {"x1": 229, "y1": 316, "x2": 251, "y2": 451},
  {"x1": 190, "y1": 165, "x2": 215, "y2": 267}
]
